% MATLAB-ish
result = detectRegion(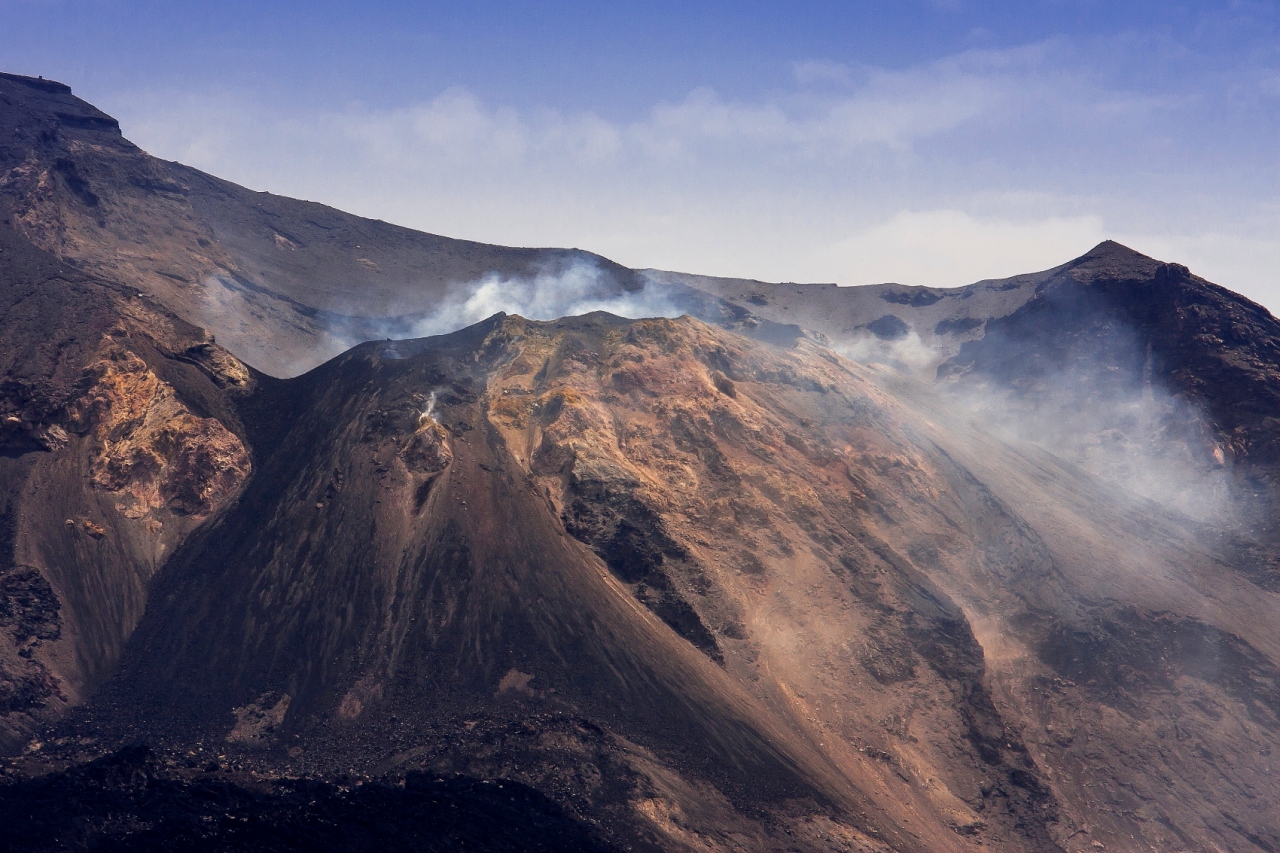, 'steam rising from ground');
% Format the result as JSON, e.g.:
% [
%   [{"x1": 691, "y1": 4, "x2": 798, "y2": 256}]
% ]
[
  {"x1": 833, "y1": 329, "x2": 942, "y2": 377},
  {"x1": 355, "y1": 258, "x2": 684, "y2": 344},
  {"x1": 837, "y1": 322, "x2": 1235, "y2": 525},
  {"x1": 200, "y1": 258, "x2": 688, "y2": 378},
  {"x1": 417, "y1": 391, "x2": 437, "y2": 424},
  {"x1": 943, "y1": 373, "x2": 1234, "y2": 525}
]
